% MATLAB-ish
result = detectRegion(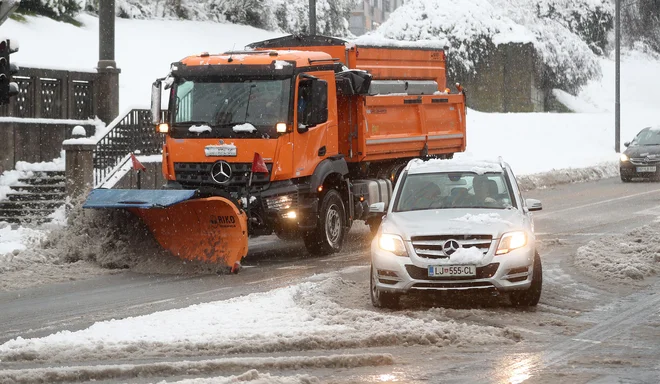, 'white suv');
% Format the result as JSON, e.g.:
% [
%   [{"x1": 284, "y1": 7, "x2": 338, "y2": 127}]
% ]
[{"x1": 369, "y1": 157, "x2": 543, "y2": 309}]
